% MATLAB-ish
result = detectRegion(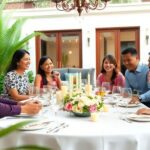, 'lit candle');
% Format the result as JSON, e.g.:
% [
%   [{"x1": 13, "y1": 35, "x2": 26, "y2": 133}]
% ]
[
  {"x1": 103, "y1": 104, "x2": 109, "y2": 112},
  {"x1": 85, "y1": 84, "x2": 92, "y2": 95},
  {"x1": 61, "y1": 85, "x2": 68, "y2": 97},
  {"x1": 87, "y1": 73, "x2": 90, "y2": 85},
  {"x1": 56, "y1": 90, "x2": 63, "y2": 105},
  {"x1": 76, "y1": 73, "x2": 78, "y2": 90},
  {"x1": 90, "y1": 112, "x2": 99, "y2": 122},
  {"x1": 69, "y1": 75, "x2": 73, "y2": 92},
  {"x1": 79, "y1": 72, "x2": 82, "y2": 90}
]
